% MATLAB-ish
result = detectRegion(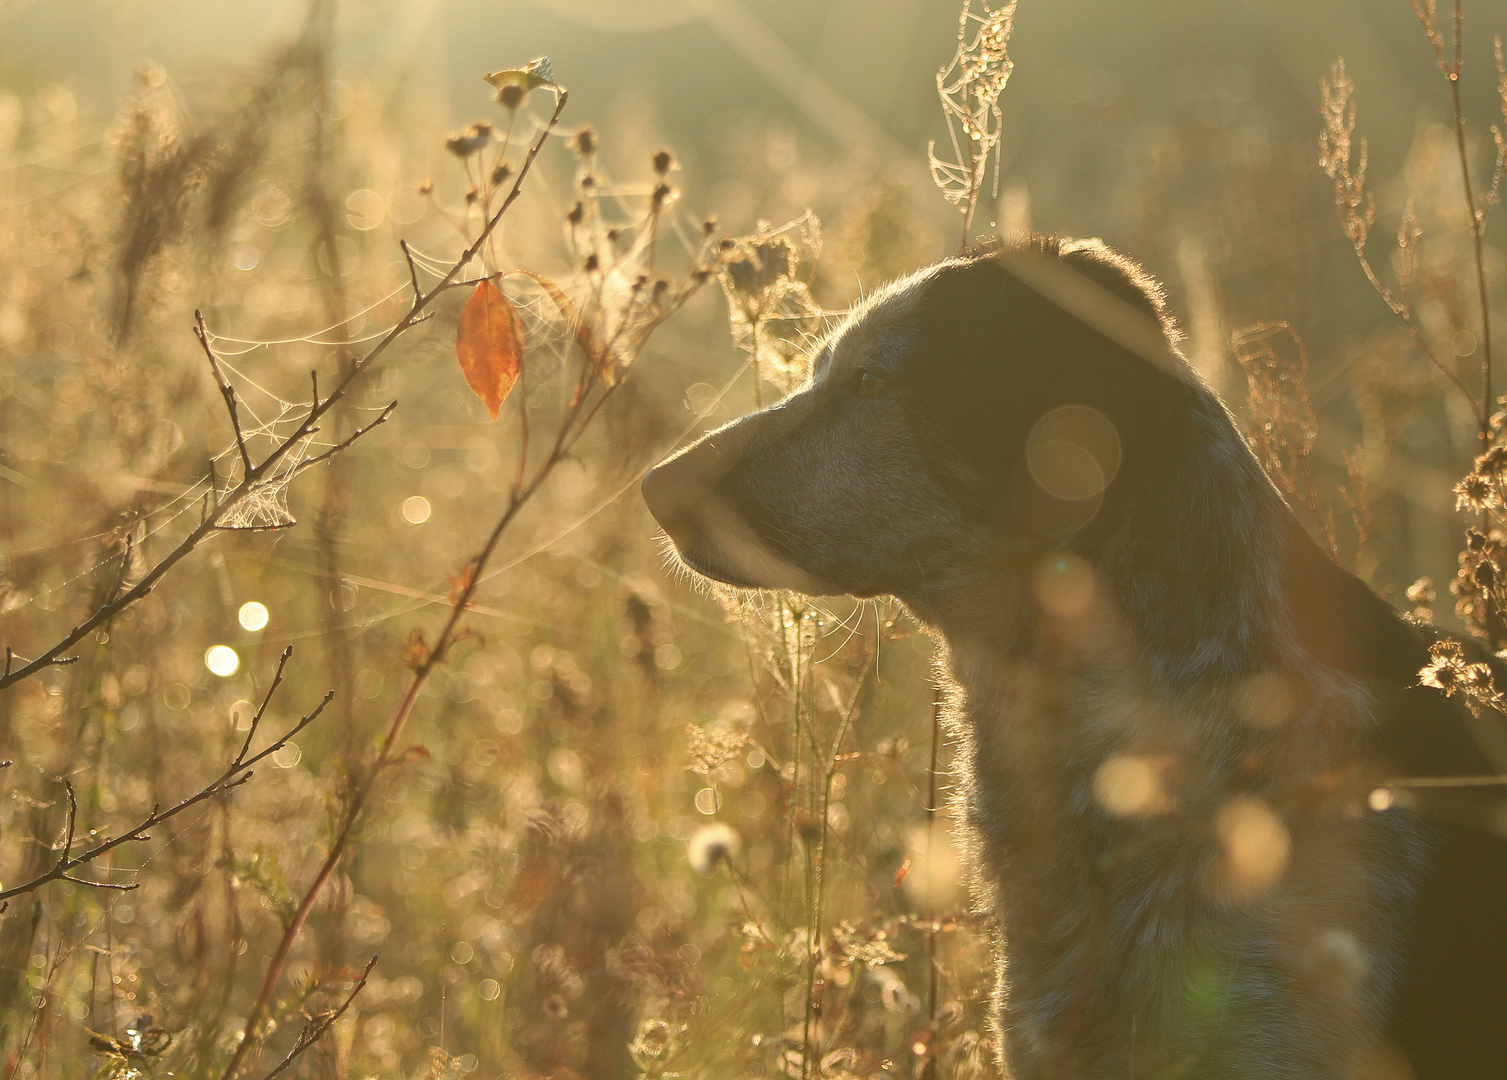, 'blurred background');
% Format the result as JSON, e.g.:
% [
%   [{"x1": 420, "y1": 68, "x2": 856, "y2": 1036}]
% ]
[{"x1": 0, "y1": 0, "x2": 1502, "y2": 1075}]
